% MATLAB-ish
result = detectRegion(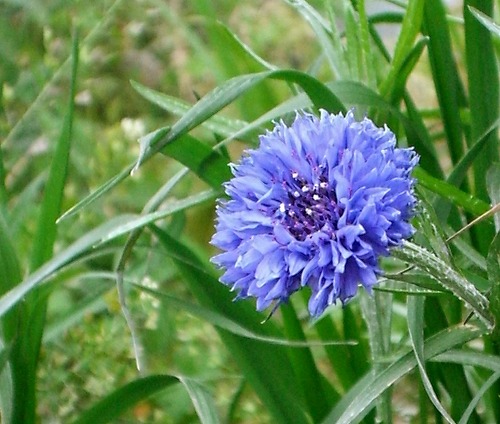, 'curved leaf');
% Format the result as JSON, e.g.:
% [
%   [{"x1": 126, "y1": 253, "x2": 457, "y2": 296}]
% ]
[
  {"x1": 323, "y1": 325, "x2": 485, "y2": 424},
  {"x1": 71, "y1": 375, "x2": 178, "y2": 424},
  {"x1": 393, "y1": 241, "x2": 493, "y2": 329}
]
